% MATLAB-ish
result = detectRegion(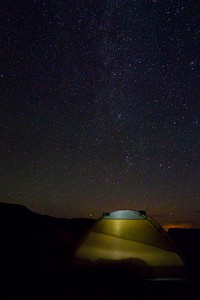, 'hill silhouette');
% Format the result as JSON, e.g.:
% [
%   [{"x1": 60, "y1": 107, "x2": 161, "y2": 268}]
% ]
[
  {"x1": 0, "y1": 202, "x2": 95, "y2": 299},
  {"x1": 1, "y1": 202, "x2": 200, "y2": 300}
]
